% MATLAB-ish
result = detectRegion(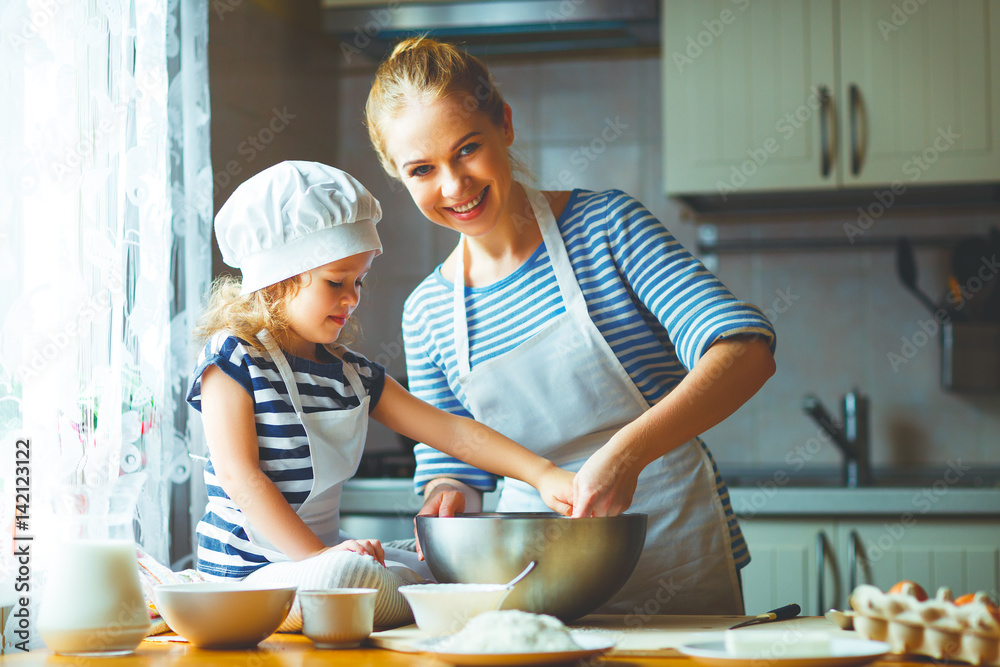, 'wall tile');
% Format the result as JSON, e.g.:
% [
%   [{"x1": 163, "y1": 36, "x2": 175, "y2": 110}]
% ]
[
  {"x1": 537, "y1": 142, "x2": 643, "y2": 195},
  {"x1": 536, "y1": 58, "x2": 643, "y2": 142},
  {"x1": 488, "y1": 62, "x2": 540, "y2": 145}
]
